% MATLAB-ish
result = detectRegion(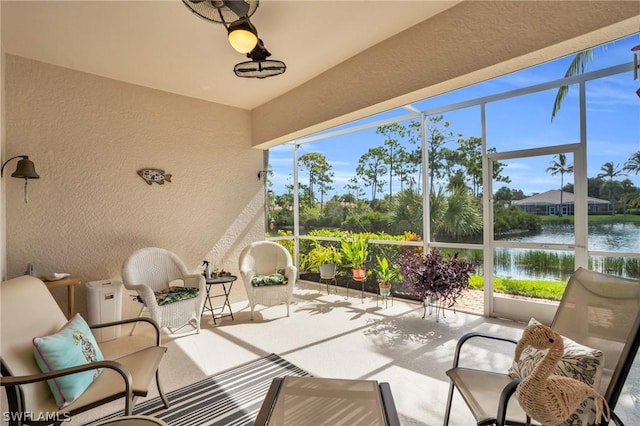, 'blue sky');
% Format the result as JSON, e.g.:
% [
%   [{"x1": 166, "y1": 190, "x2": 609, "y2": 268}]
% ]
[{"x1": 269, "y1": 33, "x2": 640, "y2": 198}]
